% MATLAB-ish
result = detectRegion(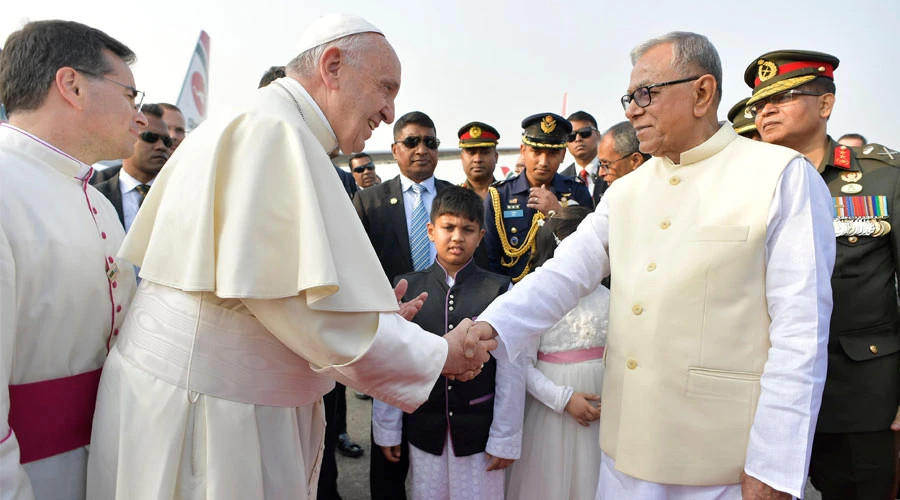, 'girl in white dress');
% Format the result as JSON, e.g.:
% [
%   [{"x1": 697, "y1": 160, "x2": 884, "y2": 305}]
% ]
[{"x1": 506, "y1": 206, "x2": 609, "y2": 500}]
